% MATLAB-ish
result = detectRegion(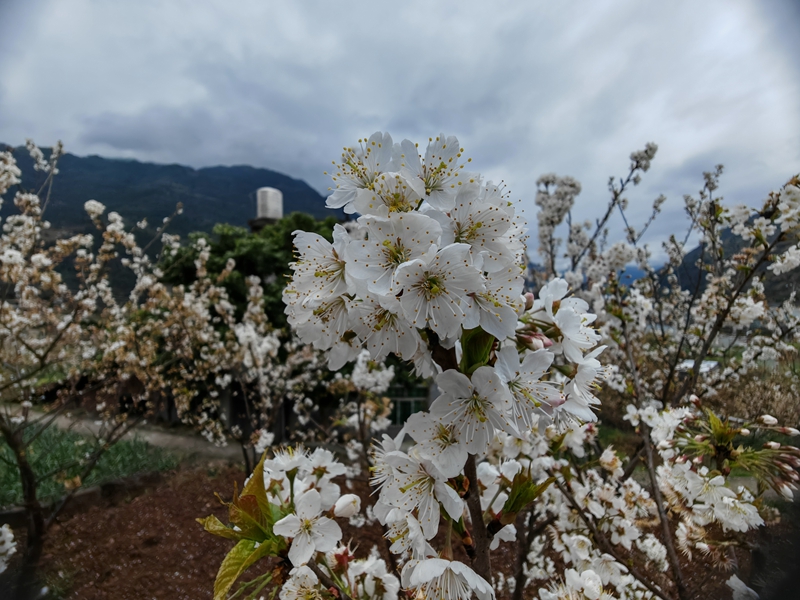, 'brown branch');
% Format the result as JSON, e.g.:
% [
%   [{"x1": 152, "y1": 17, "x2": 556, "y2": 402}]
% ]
[
  {"x1": 549, "y1": 471, "x2": 672, "y2": 600},
  {"x1": 670, "y1": 234, "x2": 783, "y2": 405},
  {"x1": 0, "y1": 416, "x2": 47, "y2": 599},
  {"x1": 621, "y1": 443, "x2": 645, "y2": 482},
  {"x1": 619, "y1": 307, "x2": 689, "y2": 599},
  {"x1": 464, "y1": 453, "x2": 492, "y2": 582},
  {"x1": 45, "y1": 416, "x2": 141, "y2": 529},
  {"x1": 513, "y1": 510, "x2": 556, "y2": 600},
  {"x1": 307, "y1": 561, "x2": 354, "y2": 600}
]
